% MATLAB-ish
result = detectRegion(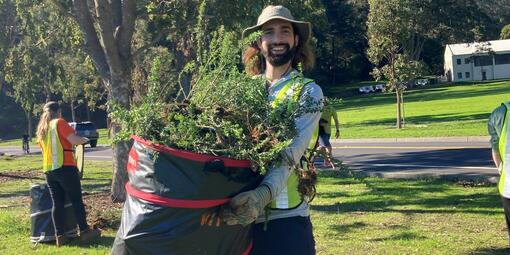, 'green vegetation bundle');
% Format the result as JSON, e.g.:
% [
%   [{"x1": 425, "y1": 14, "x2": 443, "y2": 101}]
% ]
[{"x1": 111, "y1": 27, "x2": 321, "y2": 174}]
